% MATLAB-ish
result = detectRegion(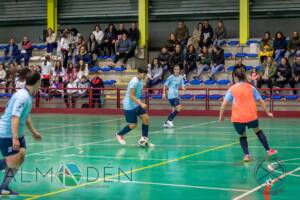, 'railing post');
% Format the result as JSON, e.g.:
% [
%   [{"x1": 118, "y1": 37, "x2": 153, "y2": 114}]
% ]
[
  {"x1": 206, "y1": 88, "x2": 210, "y2": 111},
  {"x1": 88, "y1": 88, "x2": 92, "y2": 108},
  {"x1": 35, "y1": 91, "x2": 40, "y2": 108},
  {"x1": 117, "y1": 88, "x2": 120, "y2": 109}
]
